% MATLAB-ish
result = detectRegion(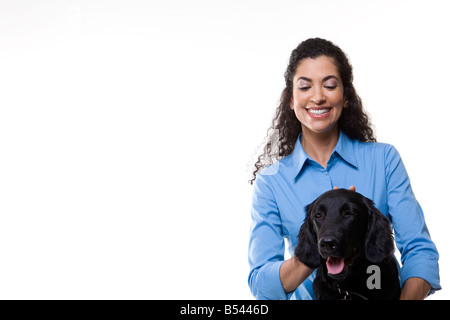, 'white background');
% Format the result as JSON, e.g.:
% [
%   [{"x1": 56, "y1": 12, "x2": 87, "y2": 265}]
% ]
[{"x1": 0, "y1": 0, "x2": 448, "y2": 299}]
